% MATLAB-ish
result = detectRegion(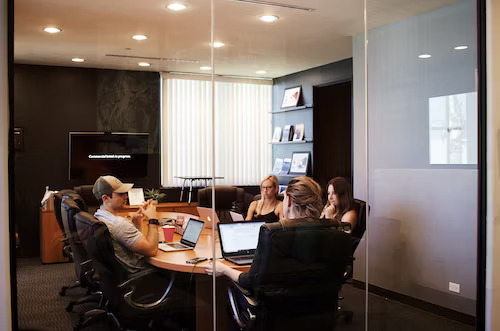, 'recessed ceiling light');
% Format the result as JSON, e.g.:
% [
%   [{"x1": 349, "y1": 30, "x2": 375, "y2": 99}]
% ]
[
  {"x1": 211, "y1": 41, "x2": 225, "y2": 48},
  {"x1": 418, "y1": 54, "x2": 431, "y2": 59},
  {"x1": 200, "y1": 66, "x2": 212, "y2": 70},
  {"x1": 72, "y1": 58, "x2": 84, "y2": 63},
  {"x1": 454, "y1": 46, "x2": 468, "y2": 50},
  {"x1": 43, "y1": 27, "x2": 61, "y2": 33},
  {"x1": 132, "y1": 35, "x2": 148, "y2": 41},
  {"x1": 260, "y1": 15, "x2": 279, "y2": 23},
  {"x1": 167, "y1": 3, "x2": 187, "y2": 11},
  {"x1": 138, "y1": 62, "x2": 151, "y2": 67},
  {"x1": 256, "y1": 70, "x2": 267, "y2": 74}
]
